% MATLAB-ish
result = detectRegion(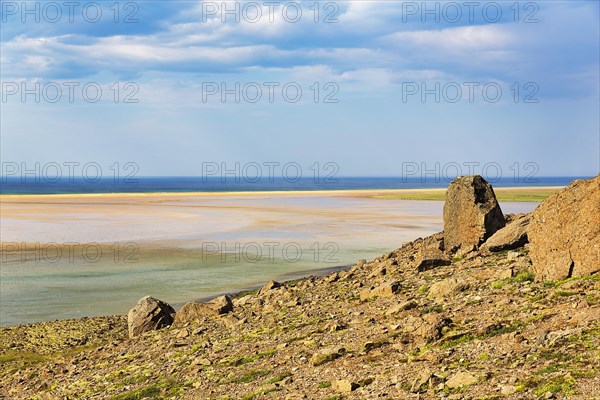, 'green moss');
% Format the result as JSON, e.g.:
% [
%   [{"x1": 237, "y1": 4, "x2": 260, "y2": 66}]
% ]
[
  {"x1": 0, "y1": 350, "x2": 49, "y2": 366},
  {"x1": 110, "y1": 379, "x2": 190, "y2": 400},
  {"x1": 318, "y1": 381, "x2": 332, "y2": 388},
  {"x1": 553, "y1": 290, "x2": 578, "y2": 297},
  {"x1": 441, "y1": 334, "x2": 474, "y2": 349},
  {"x1": 266, "y1": 371, "x2": 292, "y2": 384},
  {"x1": 219, "y1": 349, "x2": 276, "y2": 366},
  {"x1": 491, "y1": 280, "x2": 507, "y2": 289},
  {"x1": 534, "y1": 375, "x2": 576, "y2": 396},
  {"x1": 241, "y1": 387, "x2": 280, "y2": 400},
  {"x1": 514, "y1": 271, "x2": 535, "y2": 283},
  {"x1": 229, "y1": 369, "x2": 271, "y2": 384}
]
